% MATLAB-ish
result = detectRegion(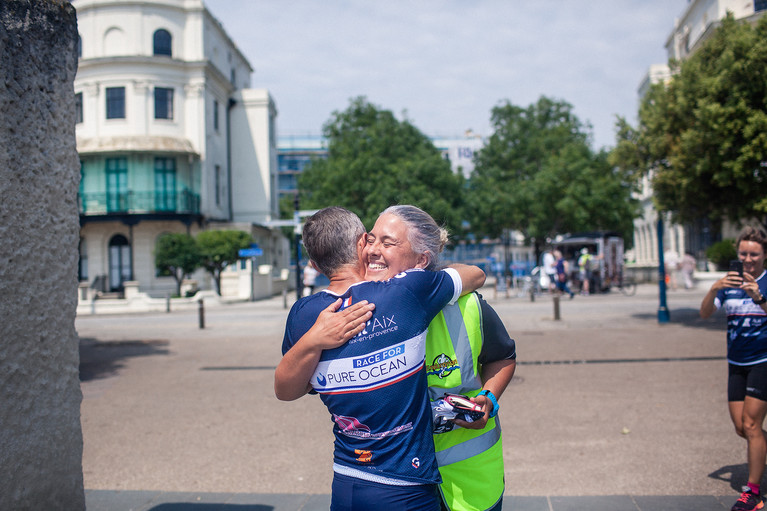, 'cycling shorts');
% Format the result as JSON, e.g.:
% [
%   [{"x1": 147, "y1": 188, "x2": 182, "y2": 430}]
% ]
[
  {"x1": 728, "y1": 361, "x2": 767, "y2": 402},
  {"x1": 331, "y1": 472, "x2": 441, "y2": 511}
]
